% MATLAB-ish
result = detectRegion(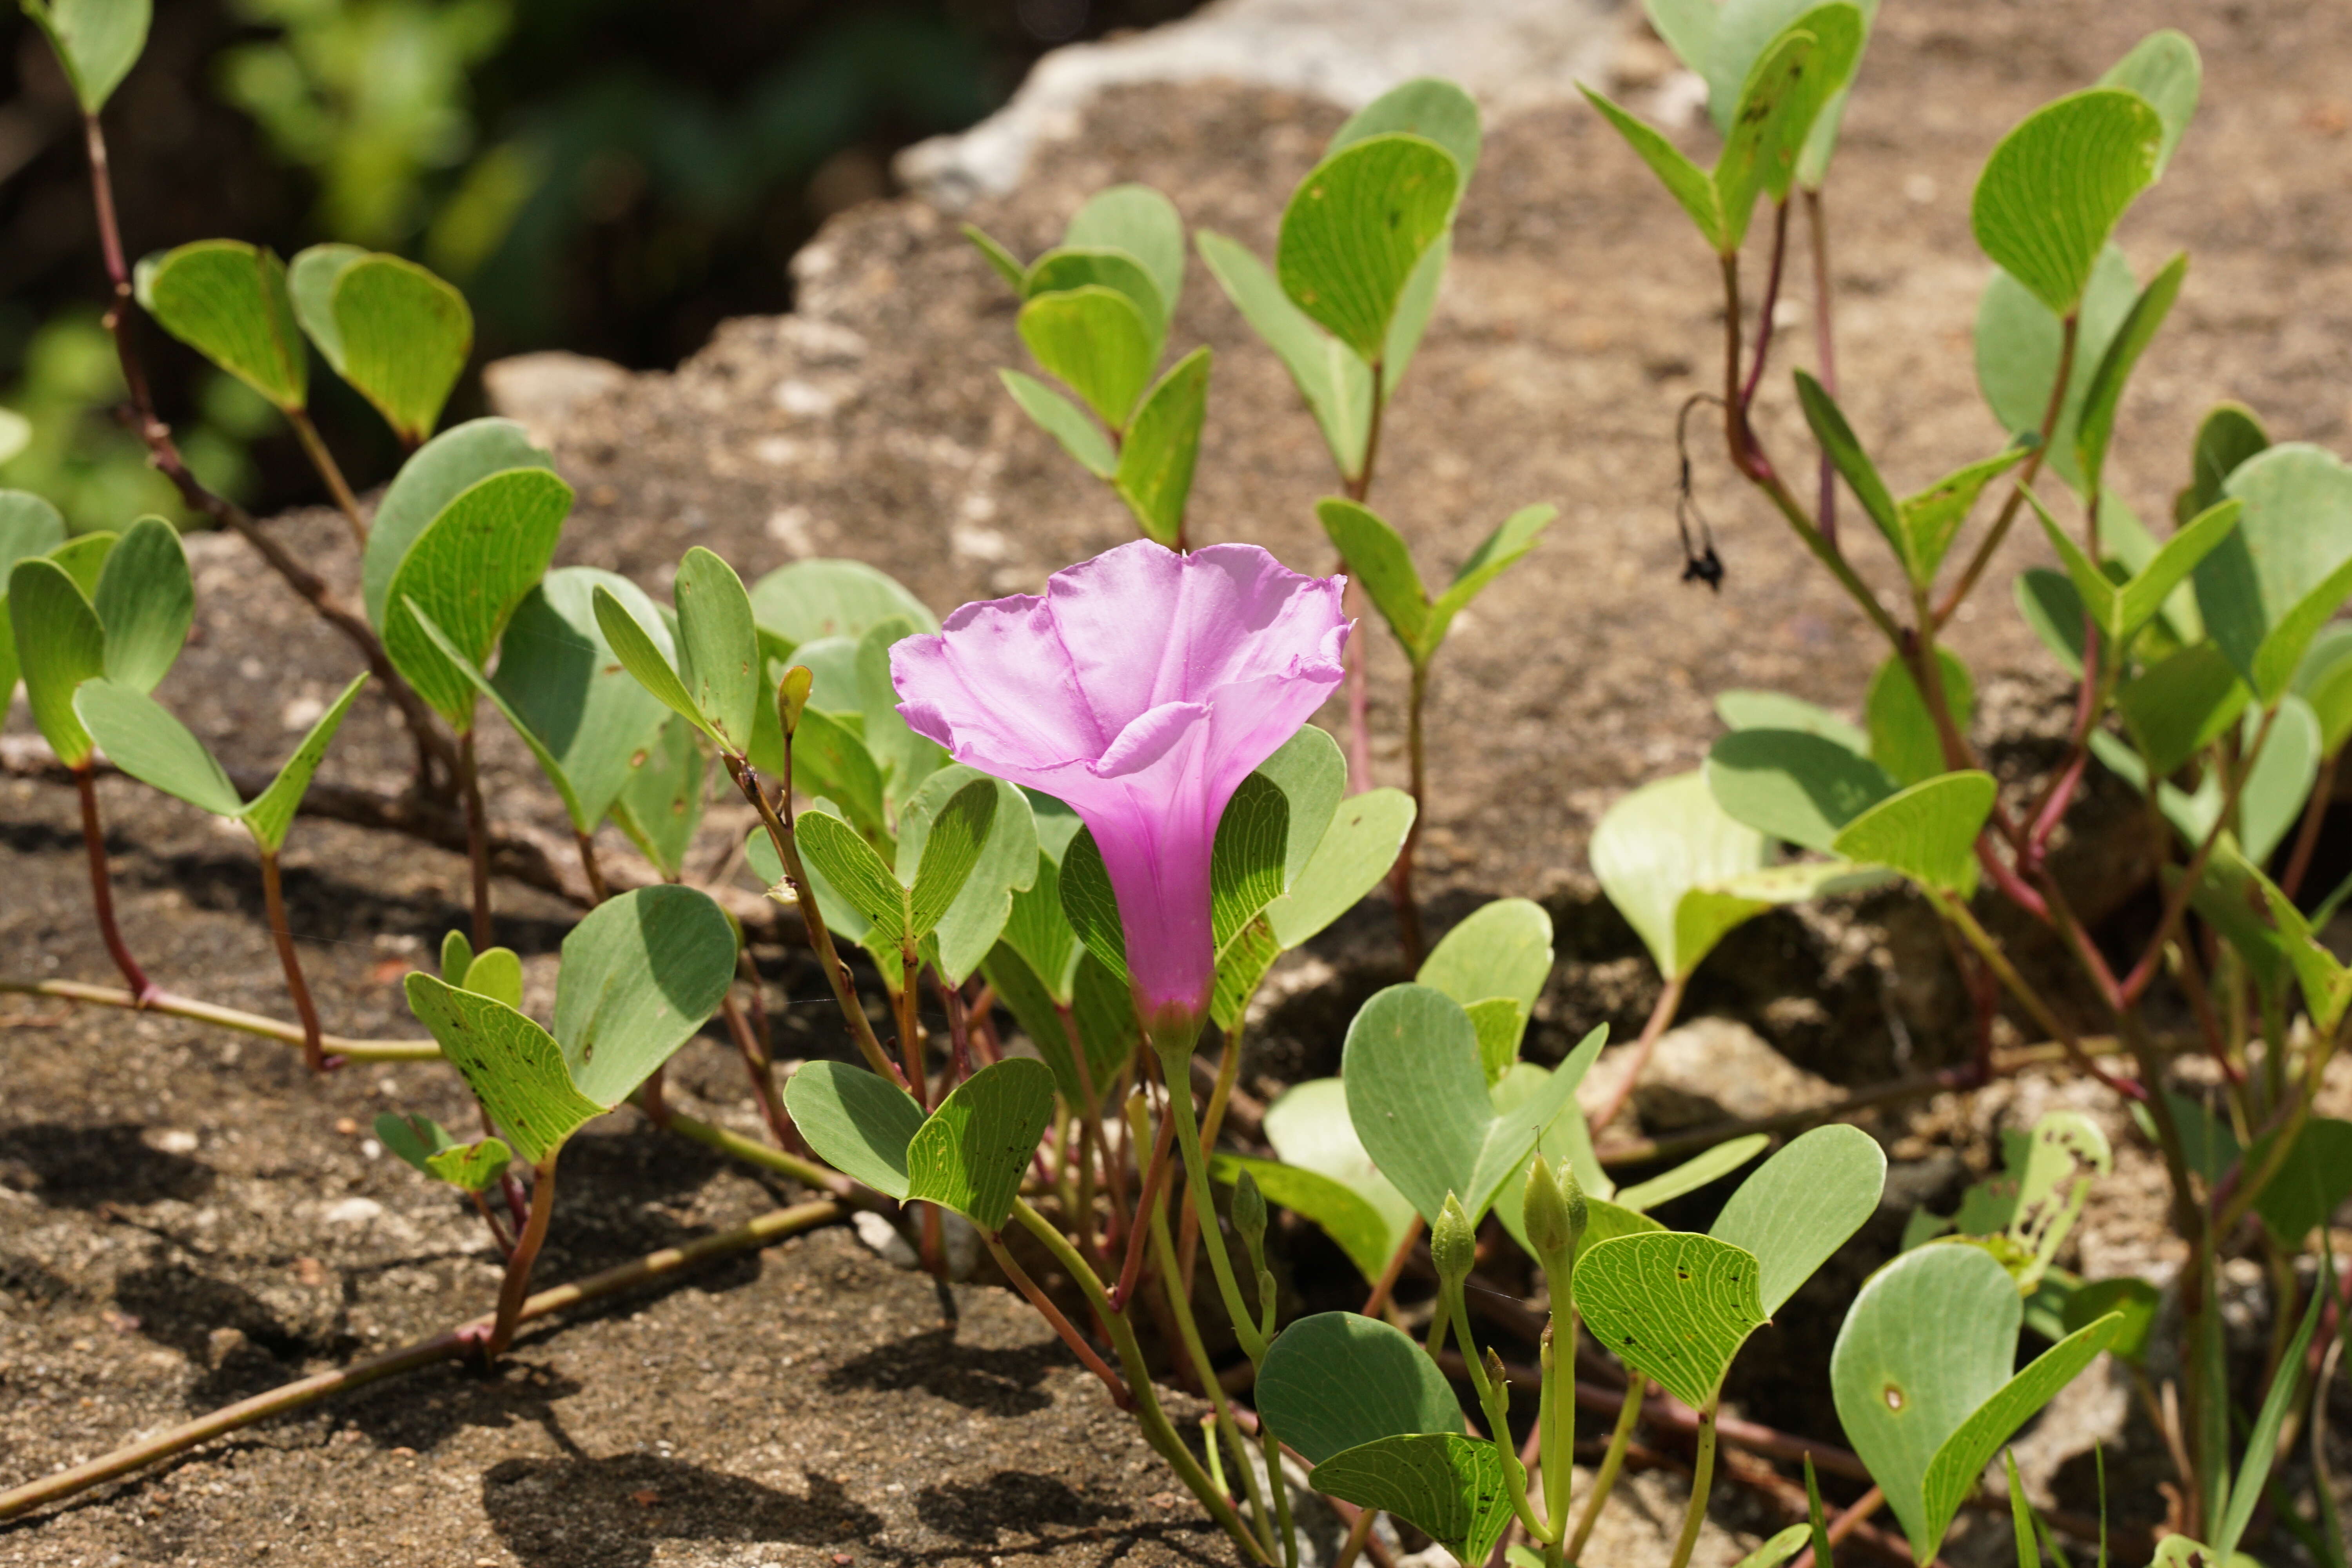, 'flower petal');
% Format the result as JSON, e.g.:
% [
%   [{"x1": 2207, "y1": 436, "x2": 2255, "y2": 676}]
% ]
[{"x1": 891, "y1": 592, "x2": 1105, "y2": 782}]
